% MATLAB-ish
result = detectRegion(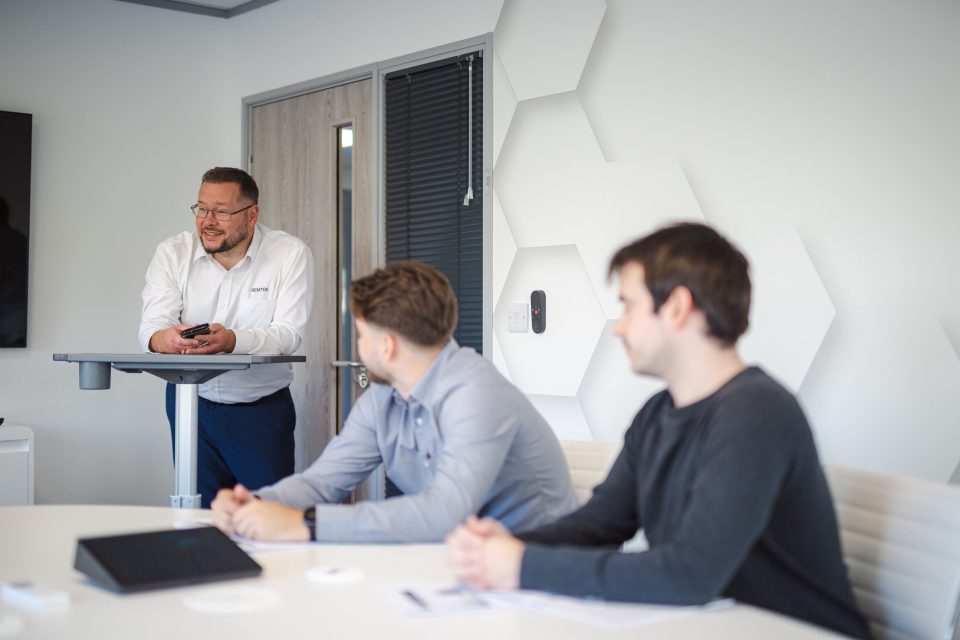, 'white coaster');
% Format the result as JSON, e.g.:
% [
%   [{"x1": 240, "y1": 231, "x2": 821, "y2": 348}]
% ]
[
  {"x1": 305, "y1": 566, "x2": 365, "y2": 585},
  {"x1": 182, "y1": 586, "x2": 281, "y2": 613},
  {"x1": 0, "y1": 614, "x2": 24, "y2": 637}
]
